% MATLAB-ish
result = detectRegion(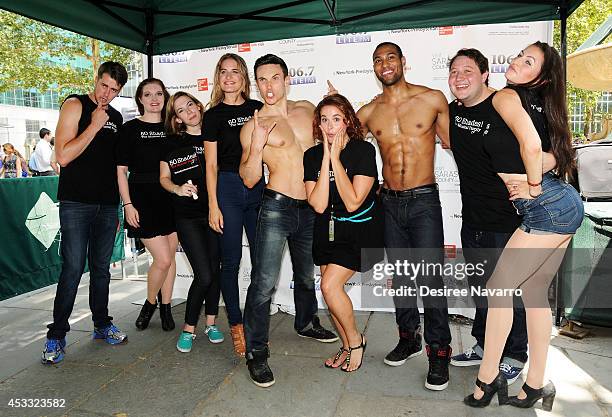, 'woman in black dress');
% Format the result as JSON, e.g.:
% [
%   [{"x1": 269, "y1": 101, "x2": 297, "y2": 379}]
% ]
[
  {"x1": 304, "y1": 94, "x2": 384, "y2": 372},
  {"x1": 117, "y1": 78, "x2": 178, "y2": 331}
]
